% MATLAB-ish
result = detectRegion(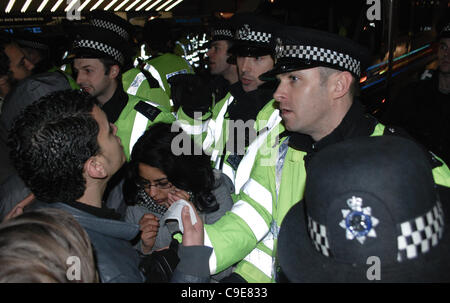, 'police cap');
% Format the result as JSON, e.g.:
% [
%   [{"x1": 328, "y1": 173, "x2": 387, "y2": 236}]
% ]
[
  {"x1": 87, "y1": 10, "x2": 134, "y2": 42},
  {"x1": 68, "y1": 26, "x2": 129, "y2": 67},
  {"x1": 228, "y1": 13, "x2": 282, "y2": 58},
  {"x1": 260, "y1": 26, "x2": 370, "y2": 80}
]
